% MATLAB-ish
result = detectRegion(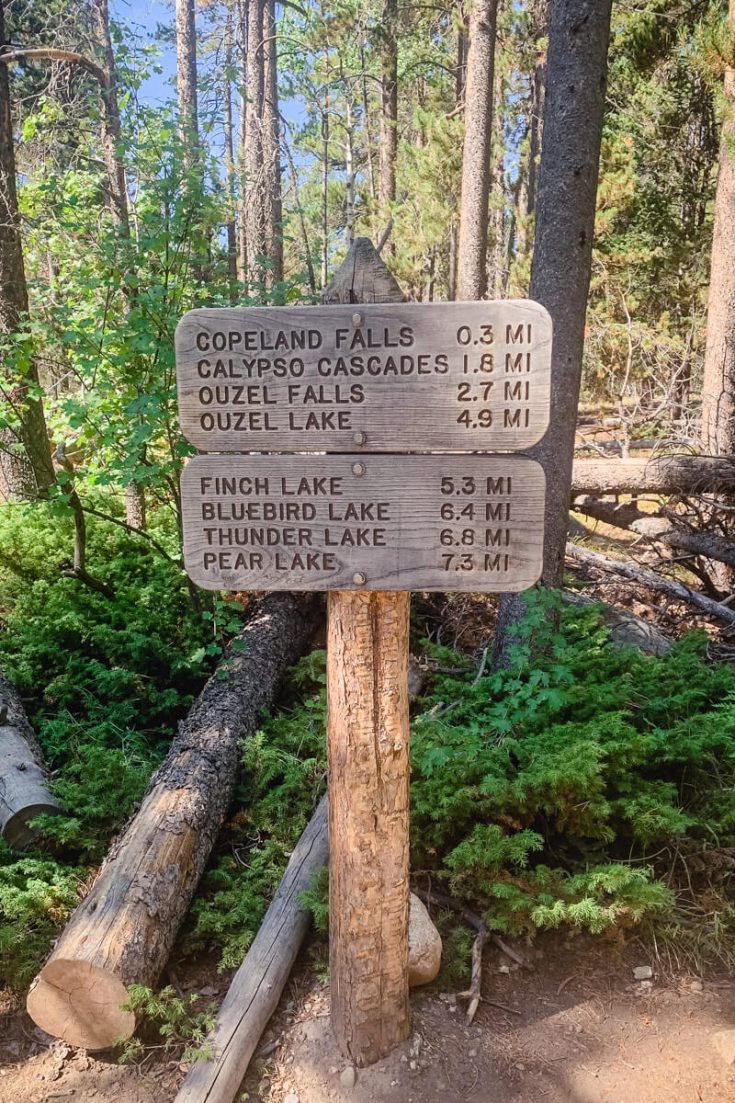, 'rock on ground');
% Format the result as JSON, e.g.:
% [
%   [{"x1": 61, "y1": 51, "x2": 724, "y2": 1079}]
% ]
[{"x1": 408, "y1": 892, "x2": 442, "y2": 987}]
